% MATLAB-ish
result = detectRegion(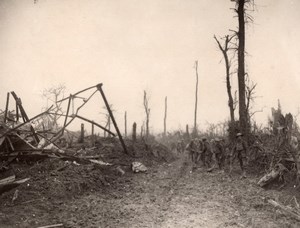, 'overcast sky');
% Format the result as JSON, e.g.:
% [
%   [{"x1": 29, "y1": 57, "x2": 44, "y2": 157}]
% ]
[{"x1": 0, "y1": 0, "x2": 299, "y2": 135}]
